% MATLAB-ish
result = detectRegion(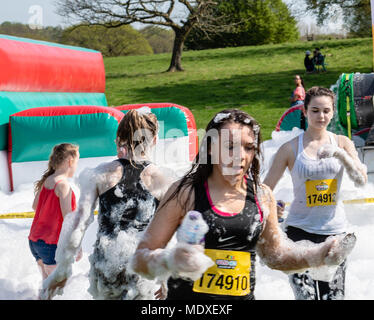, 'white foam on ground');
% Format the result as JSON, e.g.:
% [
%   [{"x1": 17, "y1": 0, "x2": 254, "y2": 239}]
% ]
[{"x1": 1, "y1": 129, "x2": 374, "y2": 299}]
